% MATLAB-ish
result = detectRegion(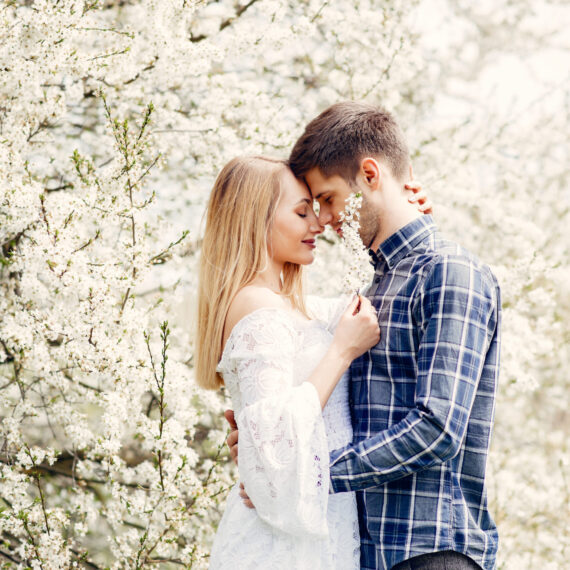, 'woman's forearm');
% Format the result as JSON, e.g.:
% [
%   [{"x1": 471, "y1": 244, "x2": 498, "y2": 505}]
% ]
[{"x1": 306, "y1": 340, "x2": 353, "y2": 409}]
